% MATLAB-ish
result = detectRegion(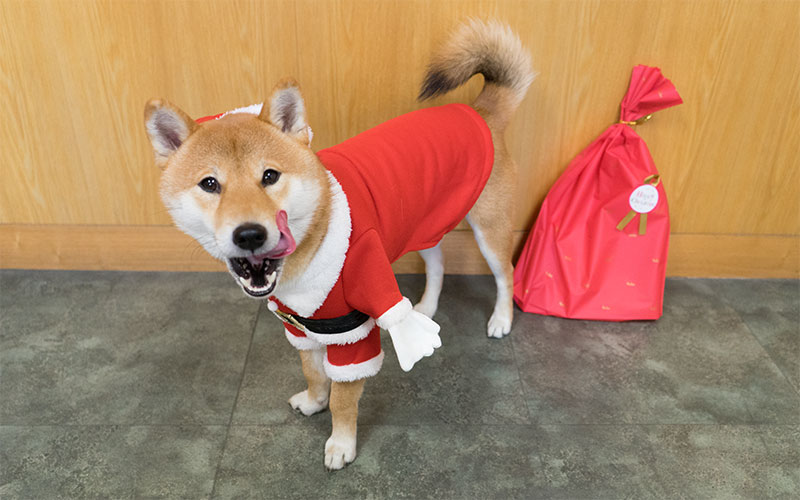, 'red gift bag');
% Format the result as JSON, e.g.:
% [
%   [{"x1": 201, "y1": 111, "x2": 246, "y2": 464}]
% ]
[{"x1": 513, "y1": 65, "x2": 682, "y2": 320}]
